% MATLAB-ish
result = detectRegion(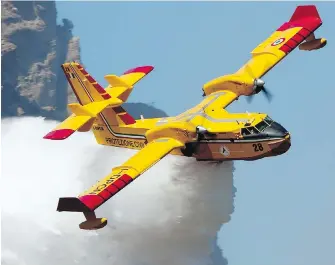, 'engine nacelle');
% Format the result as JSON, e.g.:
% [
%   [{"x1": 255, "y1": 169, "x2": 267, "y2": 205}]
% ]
[{"x1": 299, "y1": 38, "x2": 327, "y2": 51}]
